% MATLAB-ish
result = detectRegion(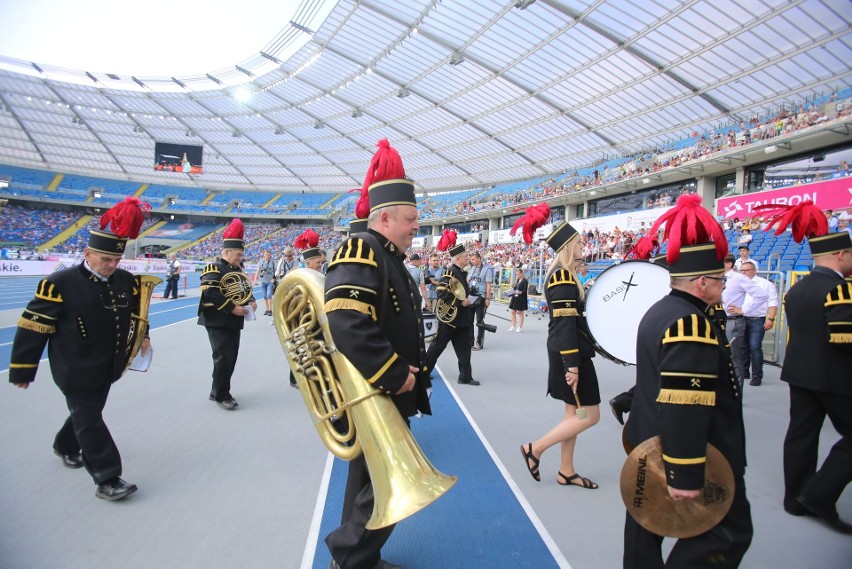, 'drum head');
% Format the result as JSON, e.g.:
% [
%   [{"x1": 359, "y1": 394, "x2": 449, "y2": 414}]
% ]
[
  {"x1": 422, "y1": 310, "x2": 438, "y2": 342},
  {"x1": 620, "y1": 437, "x2": 735, "y2": 538},
  {"x1": 585, "y1": 261, "x2": 669, "y2": 365}
]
